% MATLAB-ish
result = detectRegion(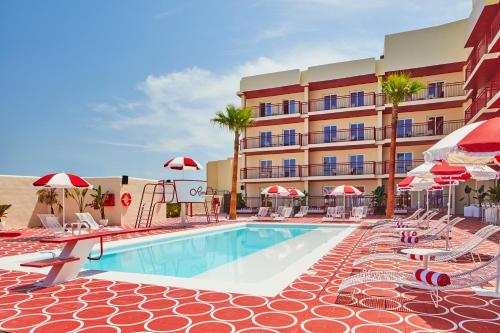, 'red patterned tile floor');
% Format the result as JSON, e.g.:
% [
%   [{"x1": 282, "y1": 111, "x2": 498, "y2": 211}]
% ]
[{"x1": 0, "y1": 216, "x2": 499, "y2": 332}]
